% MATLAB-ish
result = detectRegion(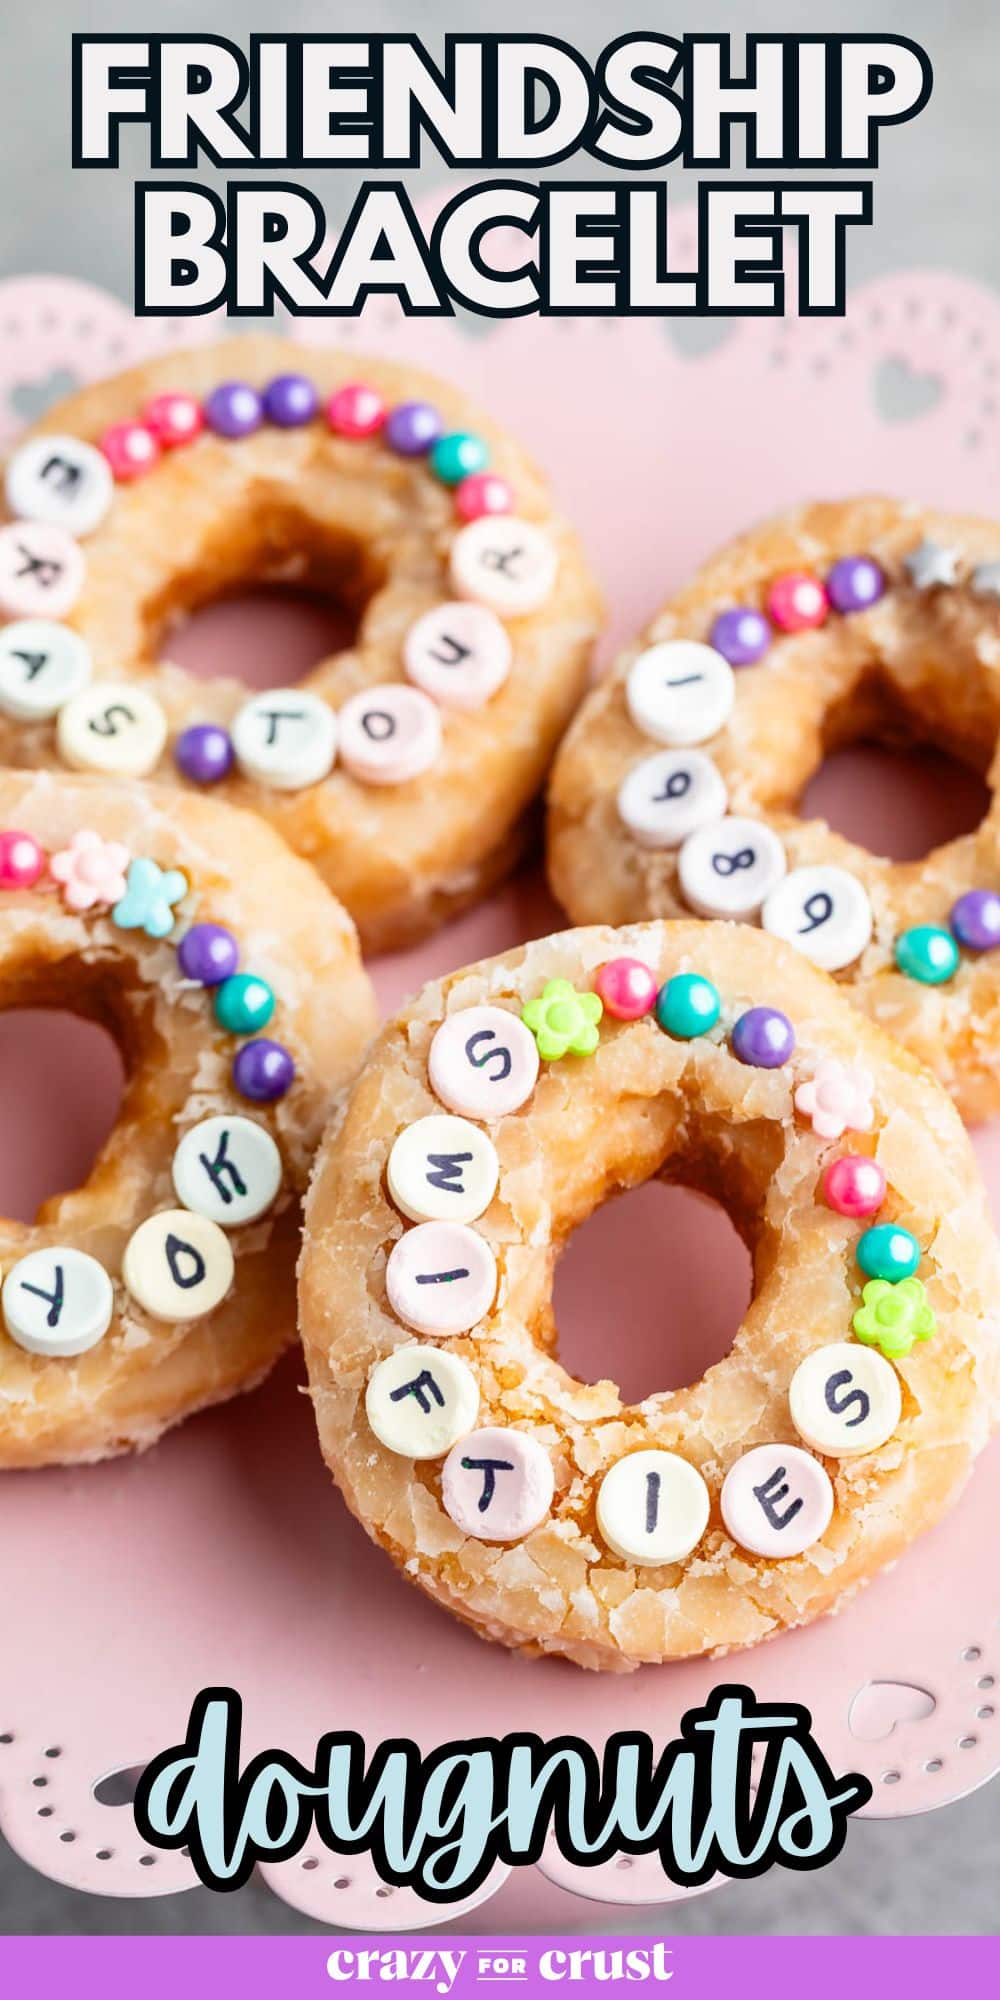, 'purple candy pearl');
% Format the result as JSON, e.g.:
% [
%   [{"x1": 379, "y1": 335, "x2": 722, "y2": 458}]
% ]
[
  {"x1": 177, "y1": 922, "x2": 240, "y2": 986},
  {"x1": 826, "y1": 555, "x2": 887, "y2": 615},
  {"x1": 731, "y1": 1006, "x2": 796, "y2": 1069},
  {"x1": 950, "y1": 888, "x2": 1000, "y2": 952},
  {"x1": 175, "y1": 722, "x2": 234, "y2": 785},
  {"x1": 233, "y1": 1037, "x2": 295, "y2": 1102},
  {"x1": 710, "y1": 606, "x2": 770, "y2": 667},
  {"x1": 203, "y1": 381, "x2": 263, "y2": 439},
  {"x1": 262, "y1": 372, "x2": 319, "y2": 427},
  {"x1": 384, "y1": 401, "x2": 443, "y2": 456}
]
